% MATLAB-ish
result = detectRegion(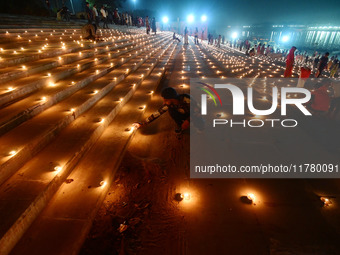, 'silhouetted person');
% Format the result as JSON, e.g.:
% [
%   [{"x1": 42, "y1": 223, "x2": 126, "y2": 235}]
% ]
[
  {"x1": 85, "y1": 2, "x2": 93, "y2": 24},
  {"x1": 100, "y1": 6, "x2": 109, "y2": 29},
  {"x1": 194, "y1": 27, "x2": 199, "y2": 44},
  {"x1": 151, "y1": 17, "x2": 156, "y2": 34},
  {"x1": 93, "y1": 4, "x2": 99, "y2": 28},
  {"x1": 145, "y1": 16, "x2": 150, "y2": 34},
  {"x1": 173, "y1": 32, "x2": 180, "y2": 42},
  {"x1": 184, "y1": 27, "x2": 188, "y2": 45},
  {"x1": 316, "y1": 52, "x2": 329, "y2": 78}
]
